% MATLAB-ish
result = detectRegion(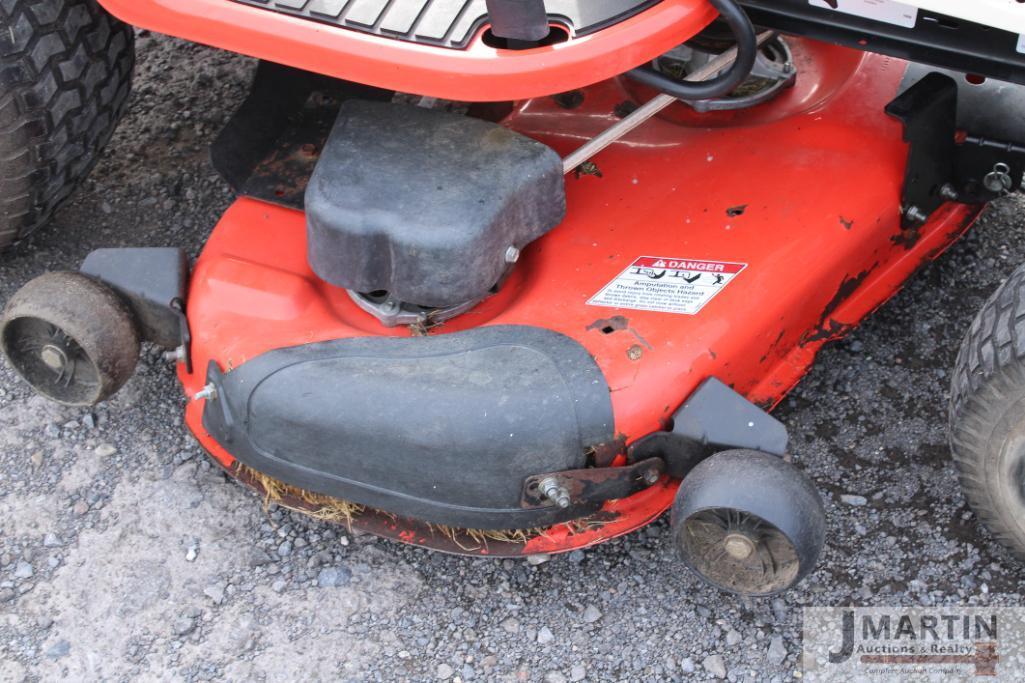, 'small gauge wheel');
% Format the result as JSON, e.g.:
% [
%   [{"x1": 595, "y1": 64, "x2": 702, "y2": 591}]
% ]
[
  {"x1": 671, "y1": 449, "x2": 825, "y2": 596},
  {"x1": 1, "y1": 271, "x2": 139, "y2": 406}
]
